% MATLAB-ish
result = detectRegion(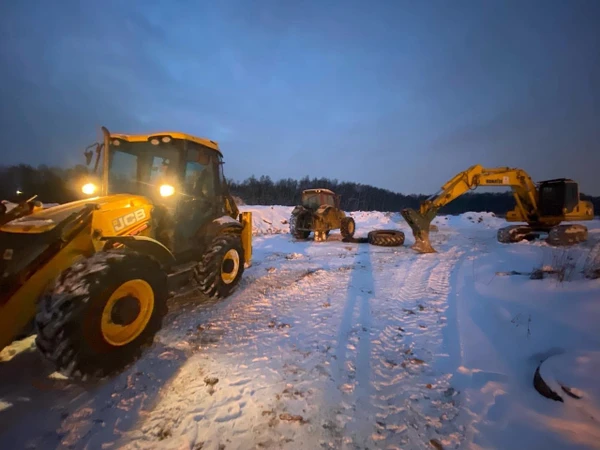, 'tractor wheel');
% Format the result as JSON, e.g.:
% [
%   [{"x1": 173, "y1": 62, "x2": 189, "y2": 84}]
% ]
[
  {"x1": 546, "y1": 224, "x2": 588, "y2": 246},
  {"x1": 340, "y1": 217, "x2": 356, "y2": 239},
  {"x1": 368, "y1": 229, "x2": 405, "y2": 247},
  {"x1": 497, "y1": 225, "x2": 535, "y2": 243},
  {"x1": 290, "y1": 213, "x2": 310, "y2": 239},
  {"x1": 193, "y1": 233, "x2": 245, "y2": 299},
  {"x1": 34, "y1": 249, "x2": 168, "y2": 380}
]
